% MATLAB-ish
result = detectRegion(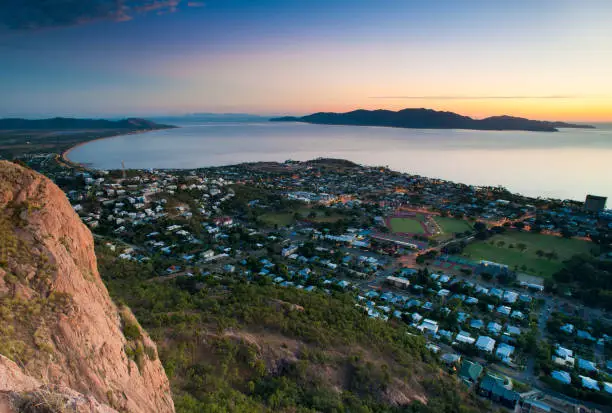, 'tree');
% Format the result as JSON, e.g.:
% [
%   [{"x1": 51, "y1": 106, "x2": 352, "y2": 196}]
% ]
[
  {"x1": 475, "y1": 230, "x2": 488, "y2": 241},
  {"x1": 473, "y1": 221, "x2": 486, "y2": 233},
  {"x1": 480, "y1": 272, "x2": 493, "y2": 281}
]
